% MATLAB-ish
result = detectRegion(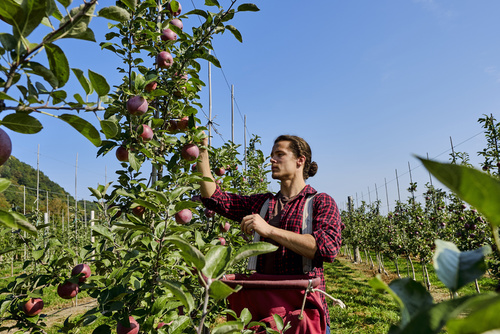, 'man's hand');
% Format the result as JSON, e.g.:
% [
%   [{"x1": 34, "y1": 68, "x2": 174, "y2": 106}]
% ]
[{"x1": 241, "y1": 214, "x2": 274, "y2": 237}]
